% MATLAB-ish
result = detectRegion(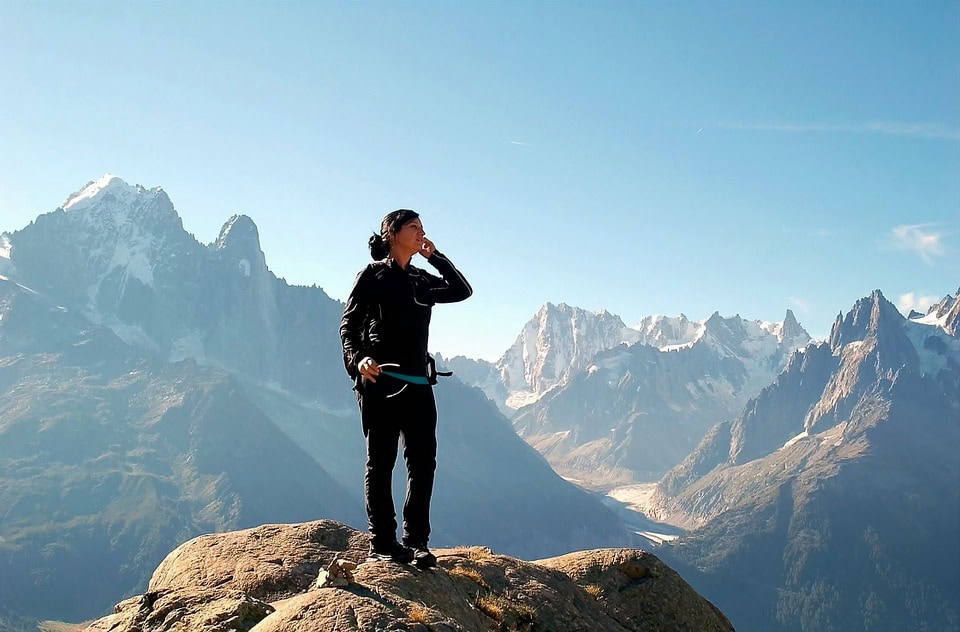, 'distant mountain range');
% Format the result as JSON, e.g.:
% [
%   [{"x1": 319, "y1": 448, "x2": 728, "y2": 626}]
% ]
[
  {"x1": 446, "y1": 303, "x2": 811, "y2": 484},
  {"x1": 0, "y1": 176, "x2": 633, "y2": 625}
]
